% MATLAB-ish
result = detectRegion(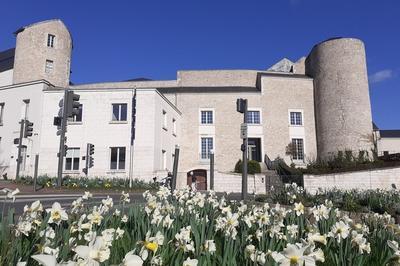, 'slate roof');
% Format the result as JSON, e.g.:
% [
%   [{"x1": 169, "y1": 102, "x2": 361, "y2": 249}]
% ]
[
  {"x1": 0, "y1": 48, "x2": 15, "y2": 72},
  {"x1": 380, "y1": 130, "x2": 400, "y2": 138}
]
